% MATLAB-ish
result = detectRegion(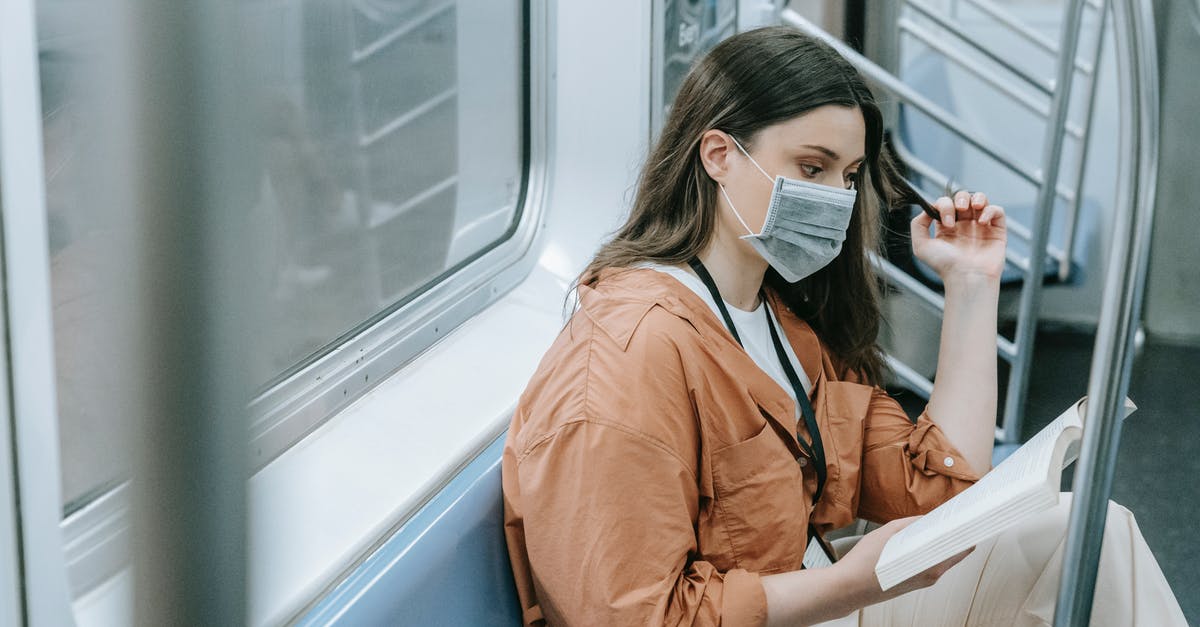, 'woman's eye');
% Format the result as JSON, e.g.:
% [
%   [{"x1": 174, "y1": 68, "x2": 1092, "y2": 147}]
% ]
[{"x1": 800, "y1": 164, "x2": 822, "y2": 177}]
